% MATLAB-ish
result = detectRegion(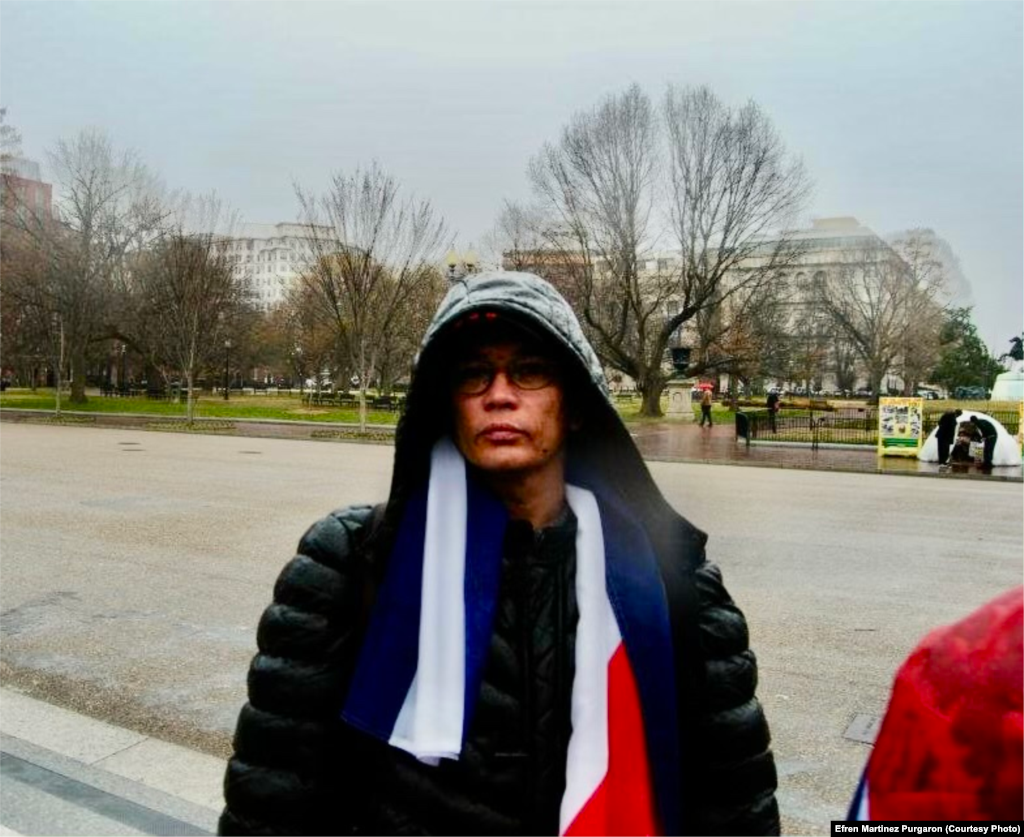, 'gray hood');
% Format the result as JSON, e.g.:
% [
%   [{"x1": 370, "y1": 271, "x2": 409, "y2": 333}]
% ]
[
  {"x1": 381, "y1": 271, "x2": 701, "y2": 557},
  {"x1": 418, "y1": 271, "x2": 611, "y2": 403}
]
